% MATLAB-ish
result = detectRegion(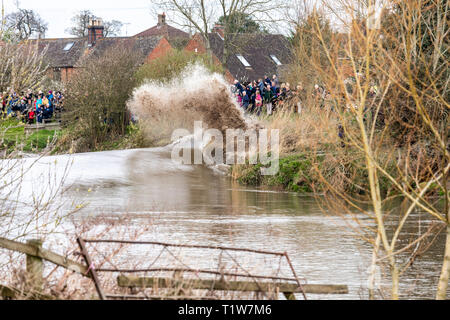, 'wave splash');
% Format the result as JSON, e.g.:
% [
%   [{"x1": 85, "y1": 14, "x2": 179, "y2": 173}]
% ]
[{"x1": 127, "y1": 64, "x2": 248, "y2": 146}]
